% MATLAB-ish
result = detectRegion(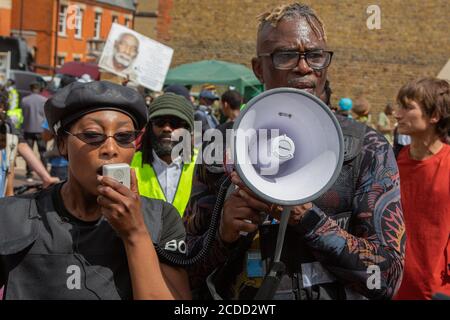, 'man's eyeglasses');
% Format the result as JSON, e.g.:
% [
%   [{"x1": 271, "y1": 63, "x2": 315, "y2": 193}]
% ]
[
  {"x1": 65, "y1": 130, "x2": 141, "y2": 146},
  {"x1": 152, "y1": 117, "x2": 189, "y2": 129},
  {"x1": 258, "y1": 50, "x2": 333, "y2": 71}
]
